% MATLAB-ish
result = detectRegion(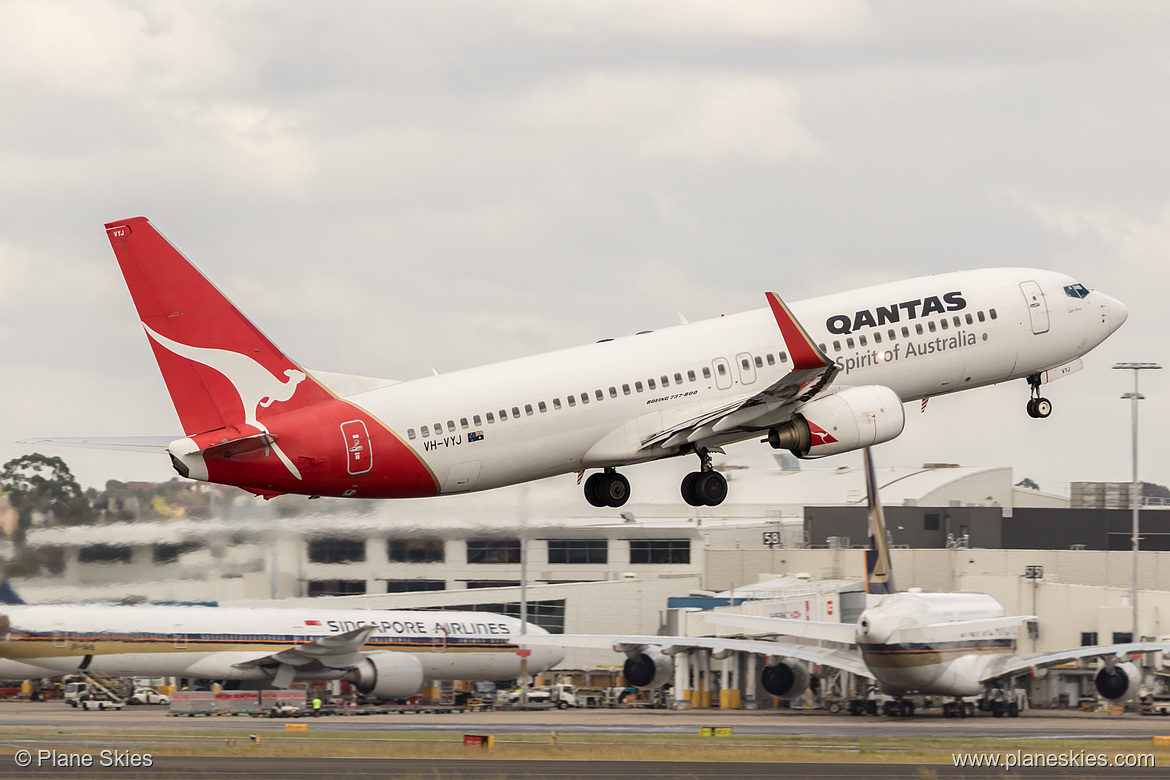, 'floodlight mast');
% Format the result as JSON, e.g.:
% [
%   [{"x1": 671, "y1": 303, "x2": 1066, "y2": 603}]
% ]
[{"x1": 1113, "y1": 362, "x2": 1161, "y2": 642}]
